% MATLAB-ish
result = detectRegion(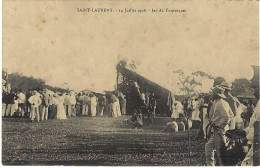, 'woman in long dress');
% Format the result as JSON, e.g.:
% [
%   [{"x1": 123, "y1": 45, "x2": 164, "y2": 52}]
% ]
[
  {"x1": 115, "y1": 97, "x2": 121, "y2": 117},
  {"x1": 56, "y1": 94, "x2": 67, "y2": 120},
  {"x1": 90, "y1": 93, "x2": 97, "y2": 116}
]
